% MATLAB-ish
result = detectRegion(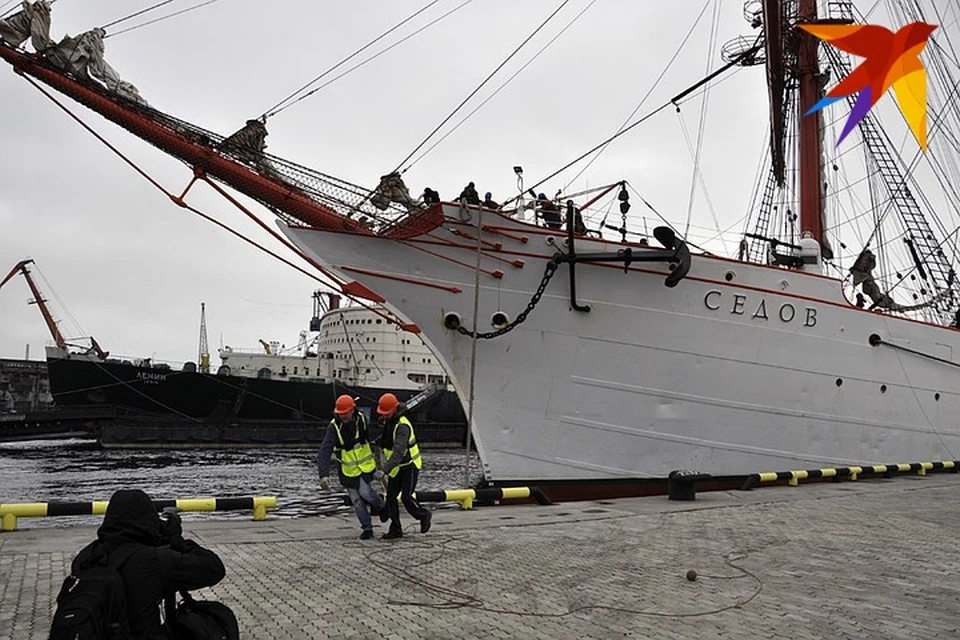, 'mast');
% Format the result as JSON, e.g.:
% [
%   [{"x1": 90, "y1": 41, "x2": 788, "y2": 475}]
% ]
[{"x1": 796, "y1": 0, "x2": 829, "y2": 257}]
